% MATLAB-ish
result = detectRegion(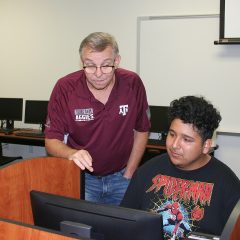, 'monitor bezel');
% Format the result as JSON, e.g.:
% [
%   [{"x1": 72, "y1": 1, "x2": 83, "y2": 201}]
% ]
[
  {"x1": 30, "y1": 190, "x2": 163, "y2": 240},
  {"x1": 149, "y1": 105, "x2": 170, "y2": 134},
  {"x1": 0, "y1": 98, "x2": 23, "y2": 121},
  {"x1": 24, "y1": 100, "x2": 48, "y2": 131},
  {"x1": 0, "y1": 98, "x2": 23, "y2": 130}
]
